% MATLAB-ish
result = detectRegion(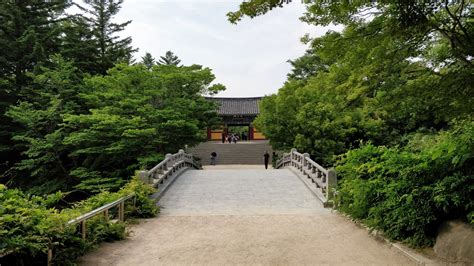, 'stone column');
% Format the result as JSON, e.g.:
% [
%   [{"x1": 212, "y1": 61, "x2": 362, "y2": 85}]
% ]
[
  {"x1": 303, "y1": 153, "x2": 310, "y2": 173},
  {"x1": 326, "y1": 168, "x2": 337, "y2": 200},
  {"x1": 138, "y1": 170, "x2": 150, "y2": 184},
  {"x1": 290, "y1": 148, "x2": 296, "y2": 167}
]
